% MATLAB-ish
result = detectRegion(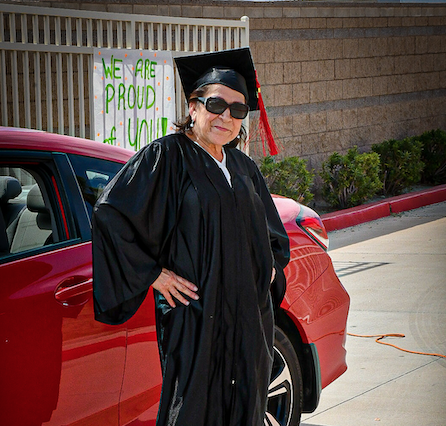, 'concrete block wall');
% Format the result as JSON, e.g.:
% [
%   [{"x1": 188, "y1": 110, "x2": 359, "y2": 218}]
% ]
[
  {"x1": 247, "y1": 4, "x2": 446, "y2": 171},
  {"x1": 2, "y1": 0, "x2": 446, "y2": 173}
]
